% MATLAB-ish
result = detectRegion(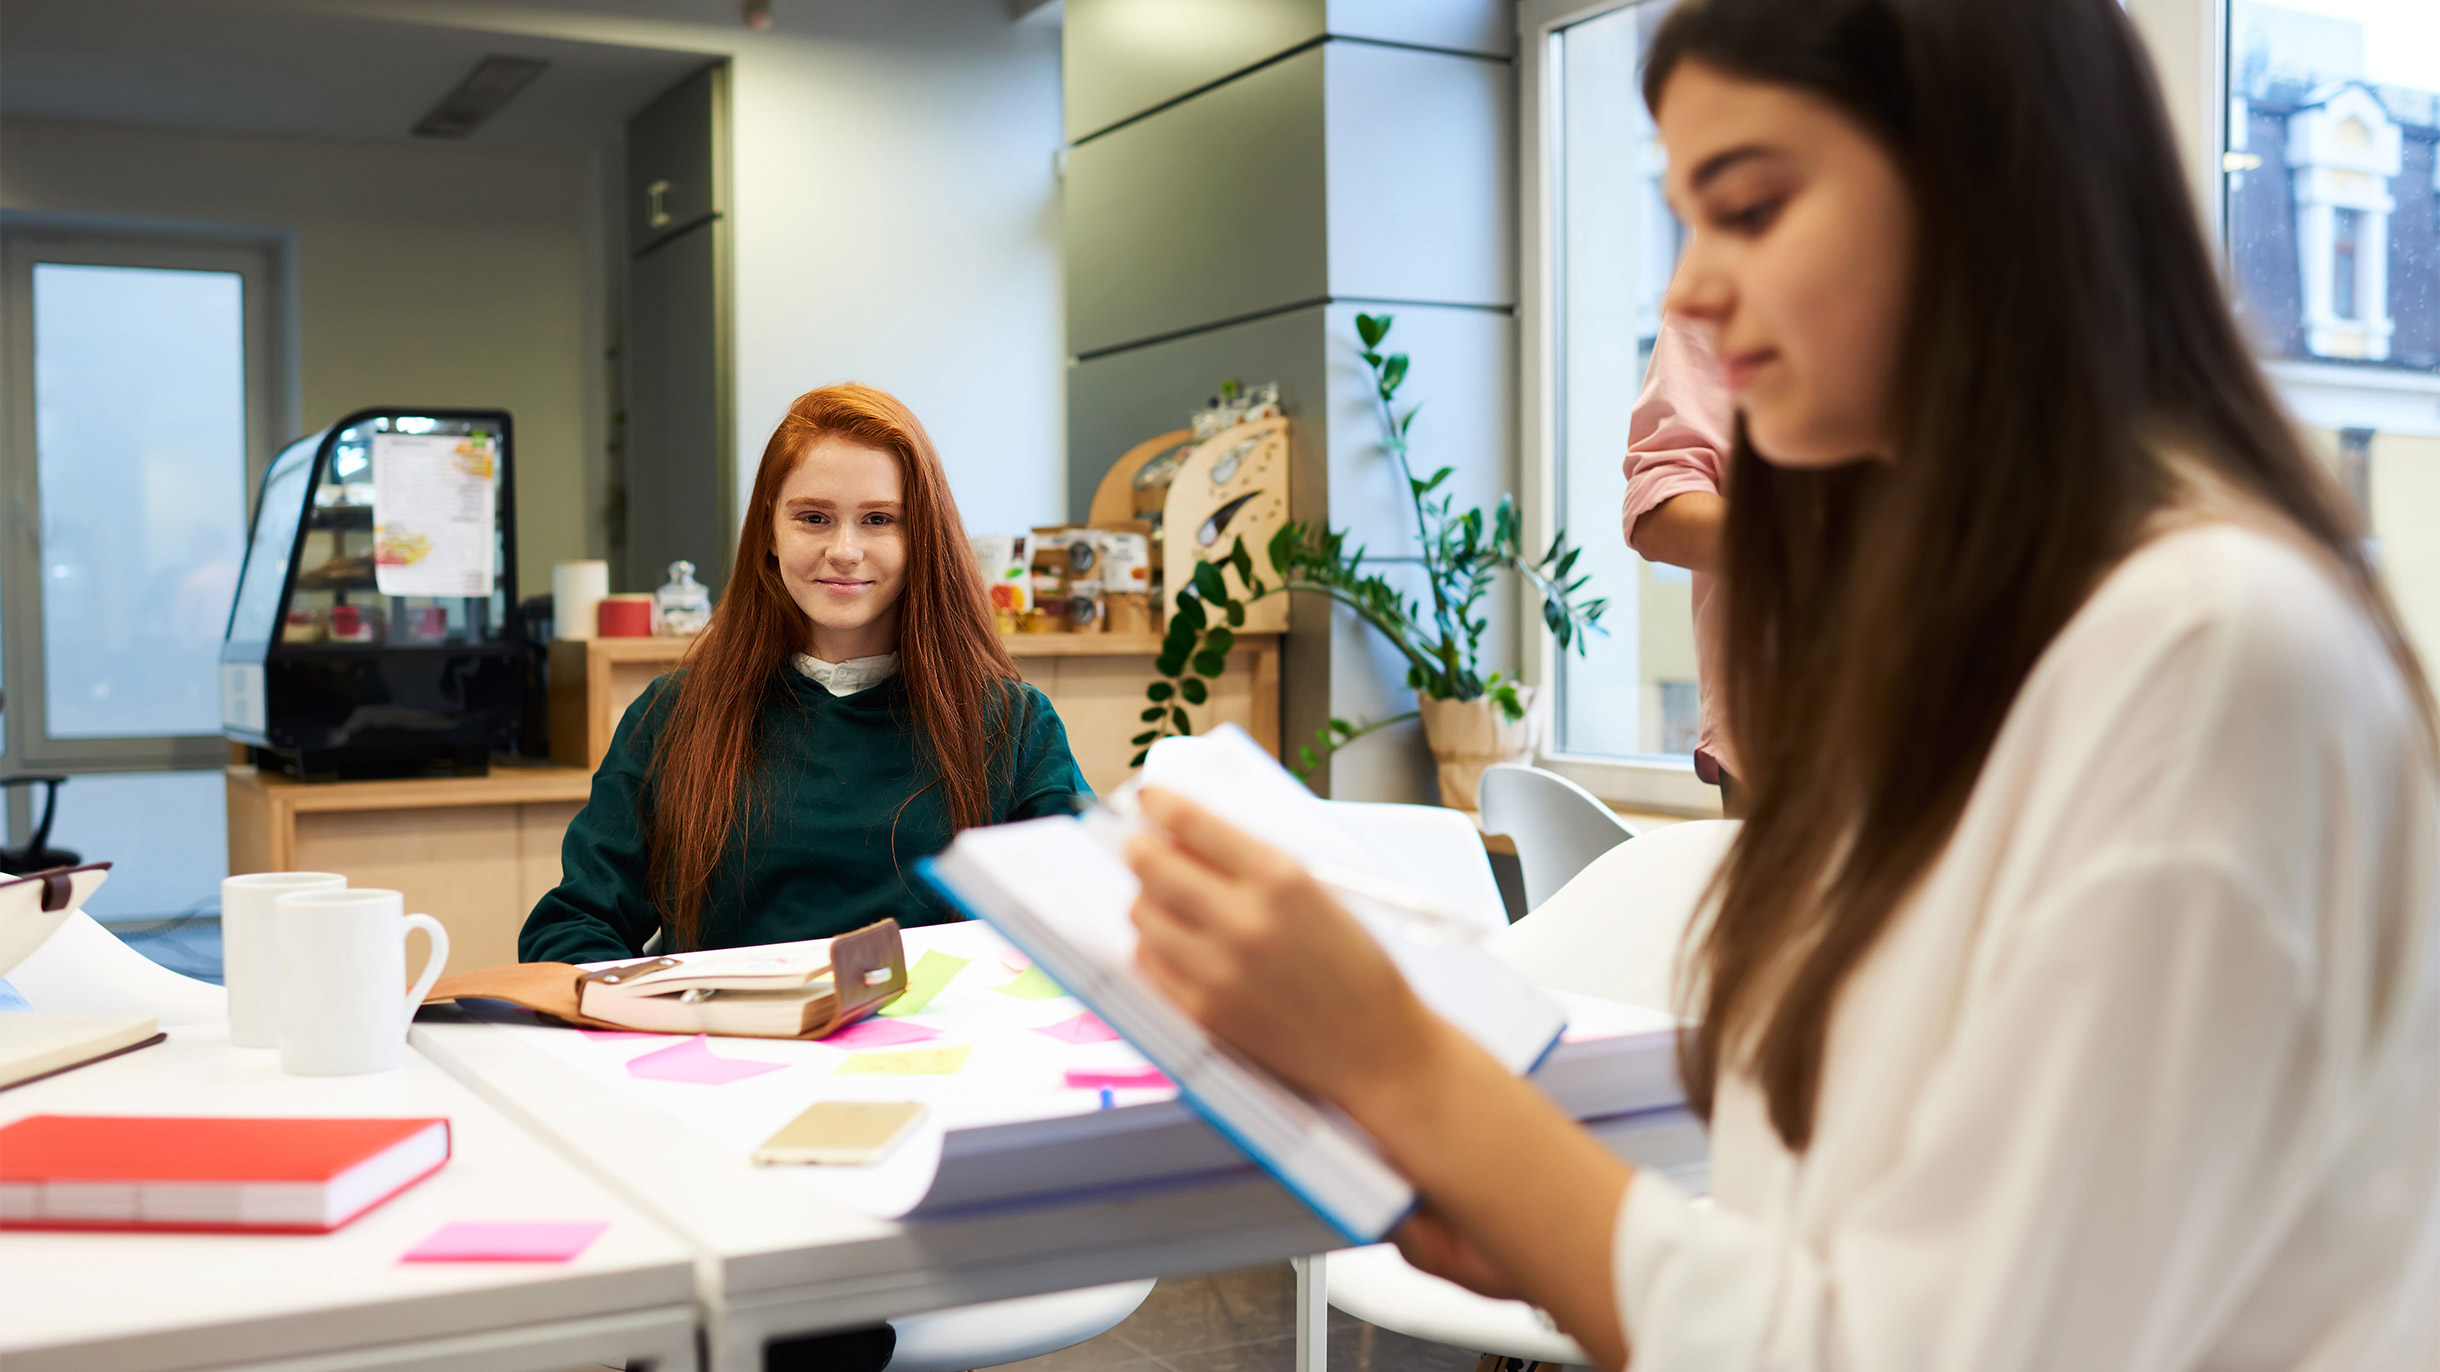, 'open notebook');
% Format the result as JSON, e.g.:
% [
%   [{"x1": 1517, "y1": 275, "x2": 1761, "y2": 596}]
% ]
[{"x1": 919, "y1": 725, "x2": 1565, "y2": 1243}]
